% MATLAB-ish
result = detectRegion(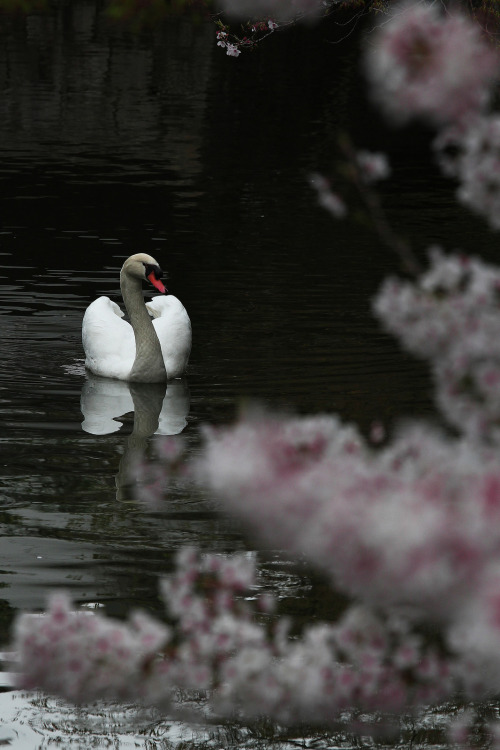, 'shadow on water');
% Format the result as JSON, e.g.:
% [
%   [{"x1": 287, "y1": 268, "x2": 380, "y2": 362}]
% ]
[{"x1": 0, "y1": 1, "x2": 494, "y2": 746}]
